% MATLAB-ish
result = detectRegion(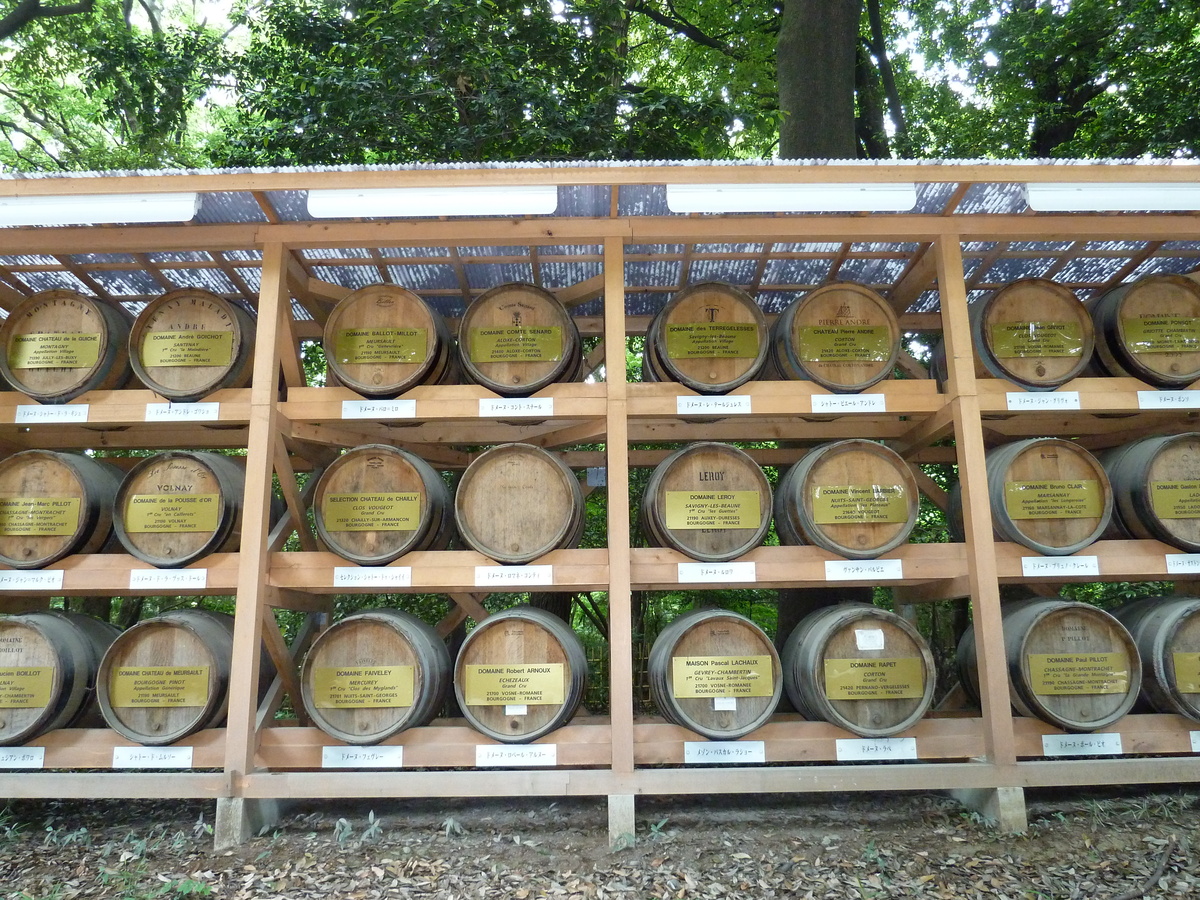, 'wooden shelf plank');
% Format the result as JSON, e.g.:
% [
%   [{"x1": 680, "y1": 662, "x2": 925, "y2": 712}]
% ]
[
  {"x1": 994, "y1": 539, "x2": 1200, "y2": 583},
  {"x1": 0, "y1": 552, "x2": 239, "y2": 602},
  {"x1": 14, "y1": 727, "x2": 225, "y2": 768}
]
